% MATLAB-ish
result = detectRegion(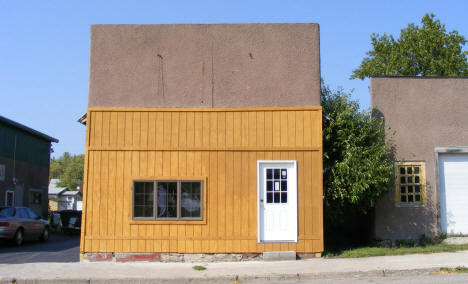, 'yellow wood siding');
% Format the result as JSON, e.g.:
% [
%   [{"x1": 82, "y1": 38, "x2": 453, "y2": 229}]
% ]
[{"x1": 81, "y1": 107, "x2": 323, "y2": 253}]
